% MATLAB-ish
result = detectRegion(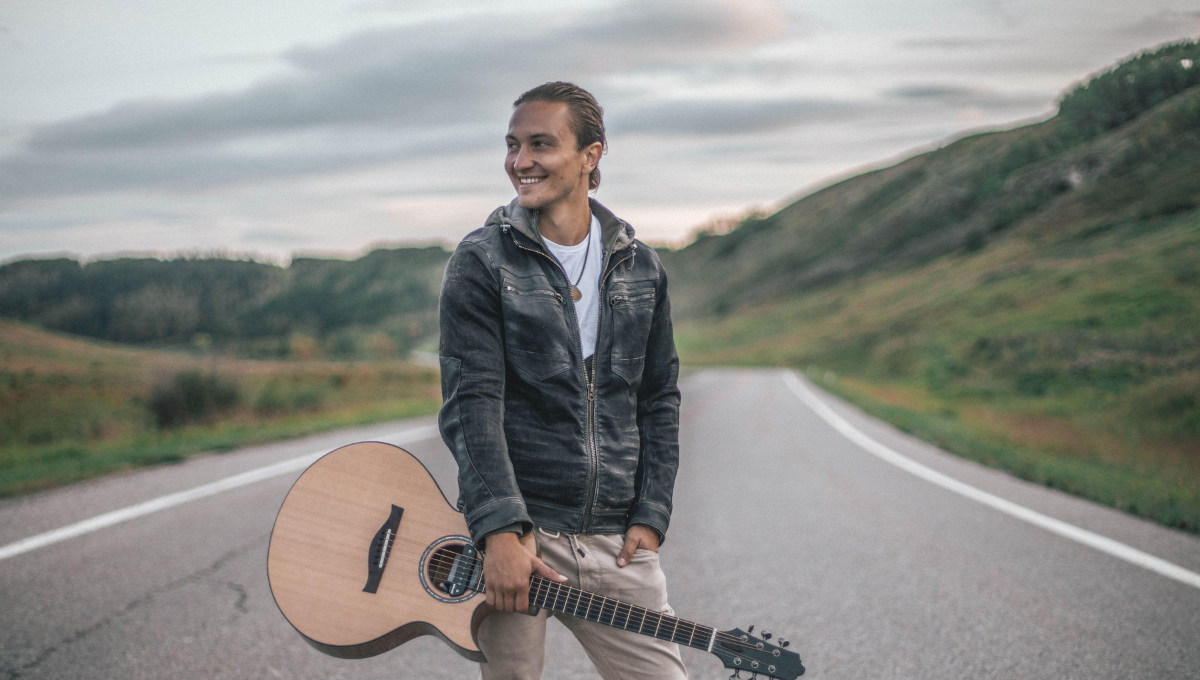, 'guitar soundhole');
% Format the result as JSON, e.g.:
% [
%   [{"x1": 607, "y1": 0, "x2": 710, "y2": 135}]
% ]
[
  {"x1": 426, "y1": 544, "x2": 466, "y2": 591},
  {"x1": 418, "y1": 536, "x2": 479, "y2": 603}
]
